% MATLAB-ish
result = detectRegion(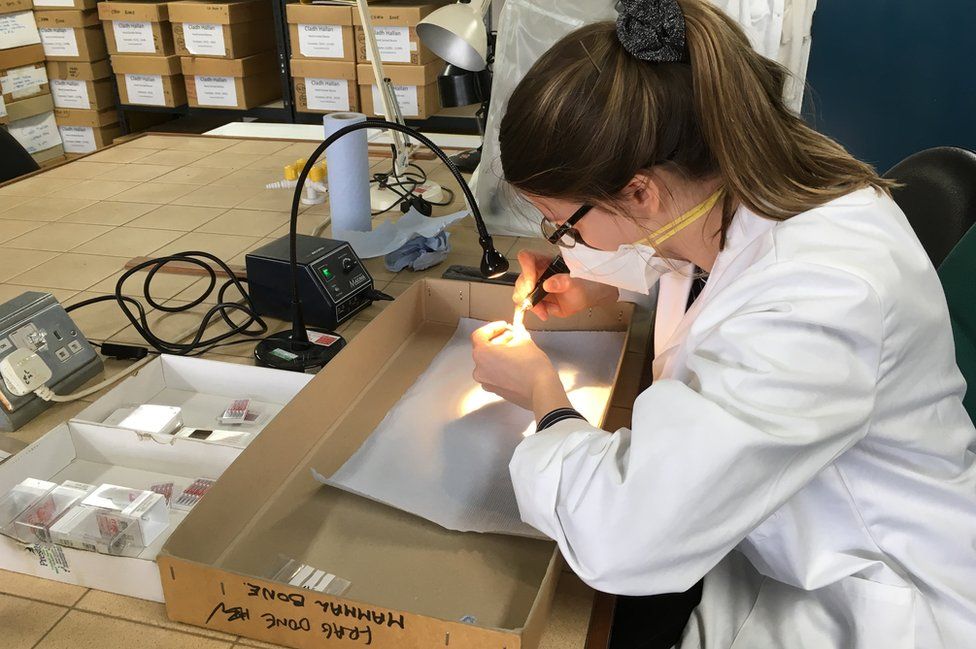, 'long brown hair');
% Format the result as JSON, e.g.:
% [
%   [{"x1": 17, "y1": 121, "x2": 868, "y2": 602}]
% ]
[{"x1": 499, "y1": 1, "x2": 892, "y2": 245}]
